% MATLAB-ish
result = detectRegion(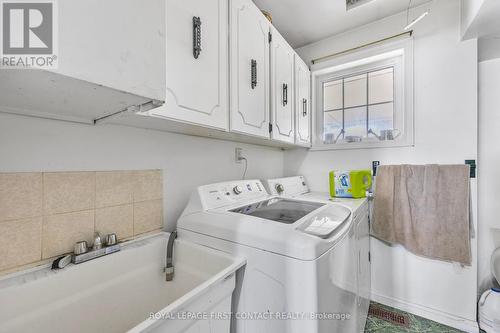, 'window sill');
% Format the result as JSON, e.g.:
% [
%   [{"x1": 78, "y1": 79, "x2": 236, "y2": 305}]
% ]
[{"x1": 310, "y1": 139, "x2": 414, "y2": 151}]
